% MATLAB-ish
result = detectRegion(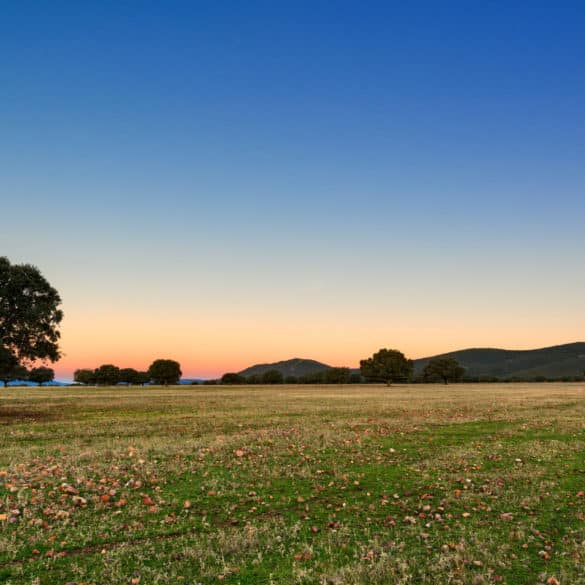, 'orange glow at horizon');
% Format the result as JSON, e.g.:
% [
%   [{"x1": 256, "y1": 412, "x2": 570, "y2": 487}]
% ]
[{"x1": 53, "y1": 305, "x2": 584, "y2": 380}]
